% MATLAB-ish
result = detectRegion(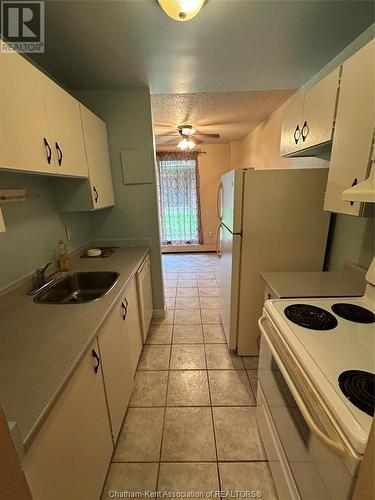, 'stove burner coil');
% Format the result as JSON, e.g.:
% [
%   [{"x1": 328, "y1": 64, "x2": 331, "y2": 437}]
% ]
[
  {"x1": 284, "y1": 304, "x2": 338, "y2": 331},
  {"x1": 338, "y1": 370, "x2": 375, "y2": 417},
  {"x1": 331, "y1": 303, "x2": 375, "y2": 324}
]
